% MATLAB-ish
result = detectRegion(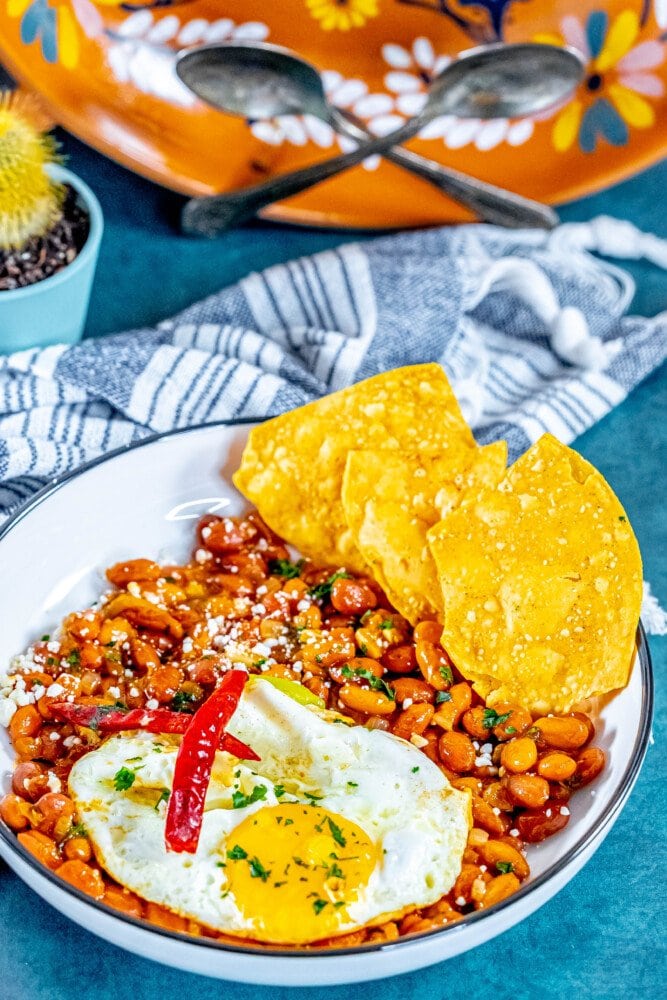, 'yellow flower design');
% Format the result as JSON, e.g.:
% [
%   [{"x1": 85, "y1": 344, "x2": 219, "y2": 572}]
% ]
[
  {"x1": 306, "y1": 0, "x2": 379, "y2": 32},
  {"x1": 536, "y1": 9, "x2": 665, "y2": 153}
]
